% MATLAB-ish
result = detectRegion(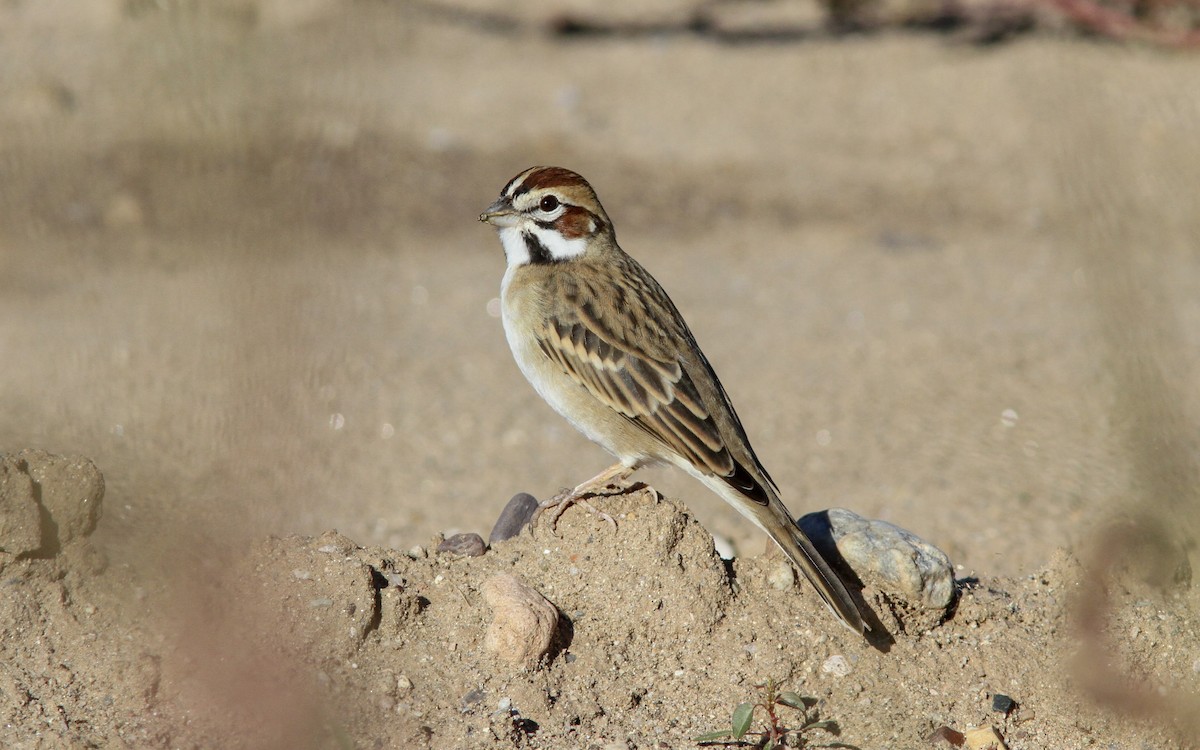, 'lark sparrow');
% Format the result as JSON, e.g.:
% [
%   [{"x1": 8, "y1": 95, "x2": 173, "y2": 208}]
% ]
[{"x1": 479, "y1": 166, "x2": 865, "y2": 633}]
